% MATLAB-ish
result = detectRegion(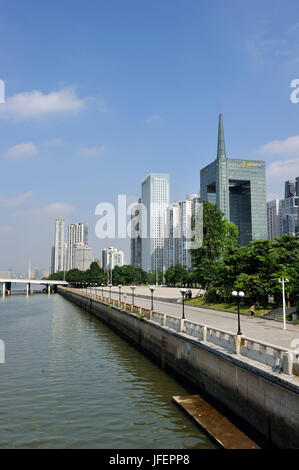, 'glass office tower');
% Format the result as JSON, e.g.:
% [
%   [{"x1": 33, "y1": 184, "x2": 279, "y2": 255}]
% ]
[{"x1": 200, "y1": 114, "x2": 267, "y2": 245}]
